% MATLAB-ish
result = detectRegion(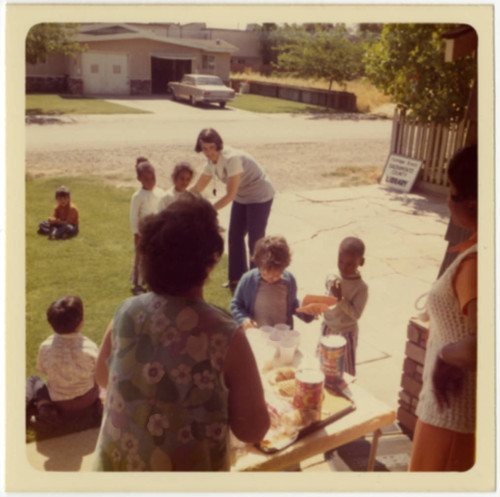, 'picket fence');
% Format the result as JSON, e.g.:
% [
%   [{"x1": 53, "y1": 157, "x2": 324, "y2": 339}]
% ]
[{"x1": 390, "y1": 108, "x2": 471, "y2": 187}]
